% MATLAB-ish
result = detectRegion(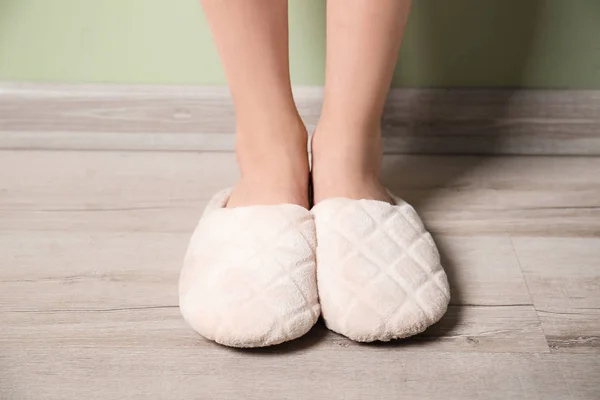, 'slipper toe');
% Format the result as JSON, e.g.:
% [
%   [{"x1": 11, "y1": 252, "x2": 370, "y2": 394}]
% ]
[{"x1": 312, "y1": 193, "x2": 450, "y2": 342}]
